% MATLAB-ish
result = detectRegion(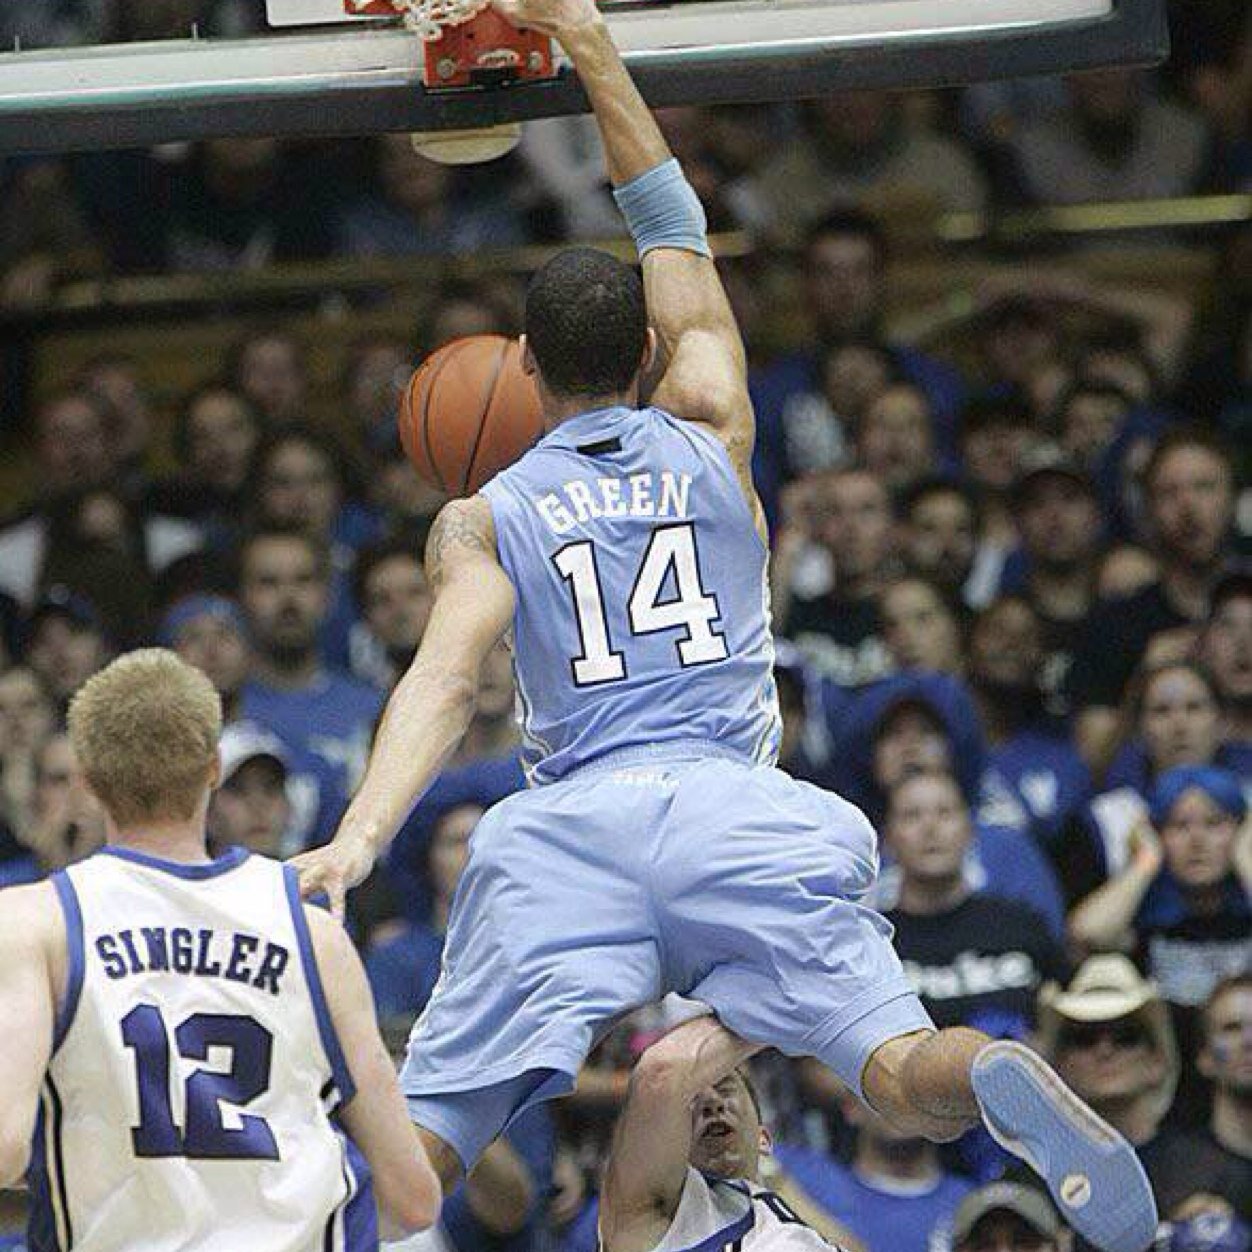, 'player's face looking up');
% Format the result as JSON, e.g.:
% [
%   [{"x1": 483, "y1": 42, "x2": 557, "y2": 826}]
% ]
[
  {"x1": 240, "y1": 536, "x2": 330, "y2": 661},
  {"x1": 687, "y1": 1070, "x2": 765, "y2": 1181},
  {"x1": 886, "y1": 772, "x2": 971, "y2": 884}
]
